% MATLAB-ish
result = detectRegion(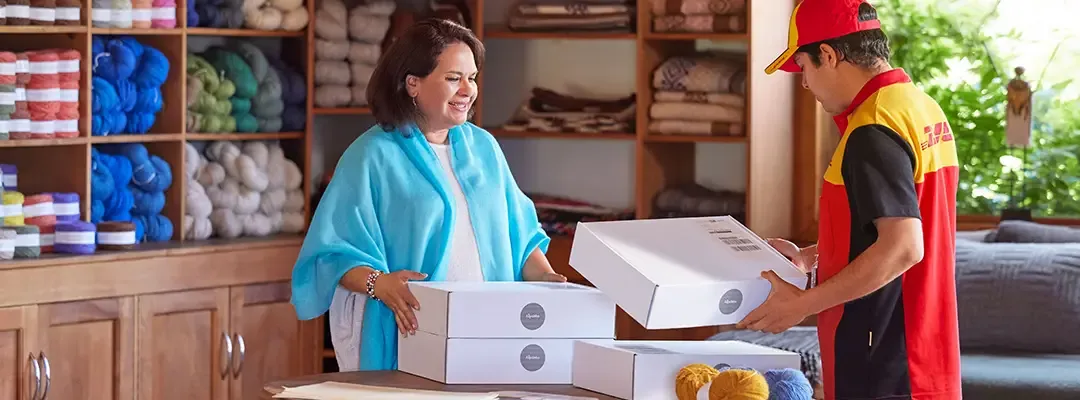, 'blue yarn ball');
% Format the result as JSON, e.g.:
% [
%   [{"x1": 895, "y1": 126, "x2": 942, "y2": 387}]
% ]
[
  {"x1": 763, "y1": 368, "x2": 814, "y2": 400},
  {"x1": 104, "y1": 188, "x2": 133, "y2": 222},
  {"x1": 135, "y1": 214, "x2": 173, "y2": 242},
  {"x1": 135, "y1": 87, "x2": 163, "y2": 113},
  {"x1": 94, "y1": 39, "x2": 137, "y2": 82},
  {"x1": 131, "y1": 186, "x2": 165, "y2": 216},
  {"x1": 132, "y1": 46, "x2": 170, "y2": 89},
  {"x1": 90, "y1": 200, "x2": 105, "y2": 224},
  {"x1": 114, "y1": 79, "x2": 137, "y2": 113},
  {"x1": 126, "y1": 112, "x2": 156, "y2": 134}
]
